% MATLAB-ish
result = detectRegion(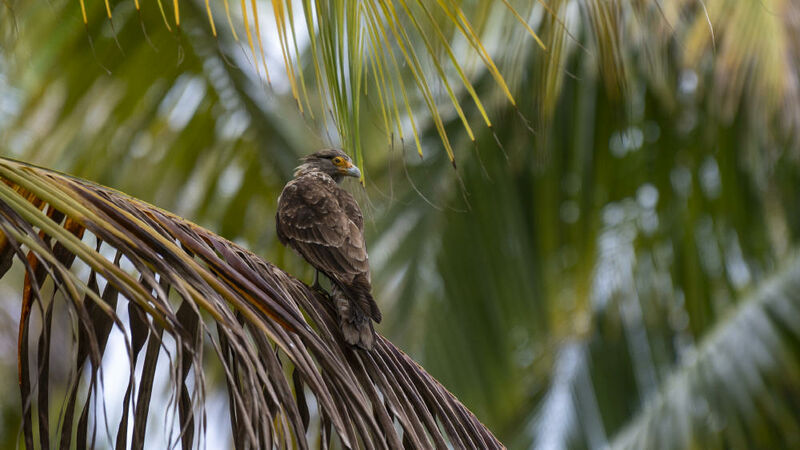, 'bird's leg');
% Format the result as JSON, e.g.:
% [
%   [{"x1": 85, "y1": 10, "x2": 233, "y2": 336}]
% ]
[{"x1": 311, "y1": 270, "x2": 322, "y2": 291}]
